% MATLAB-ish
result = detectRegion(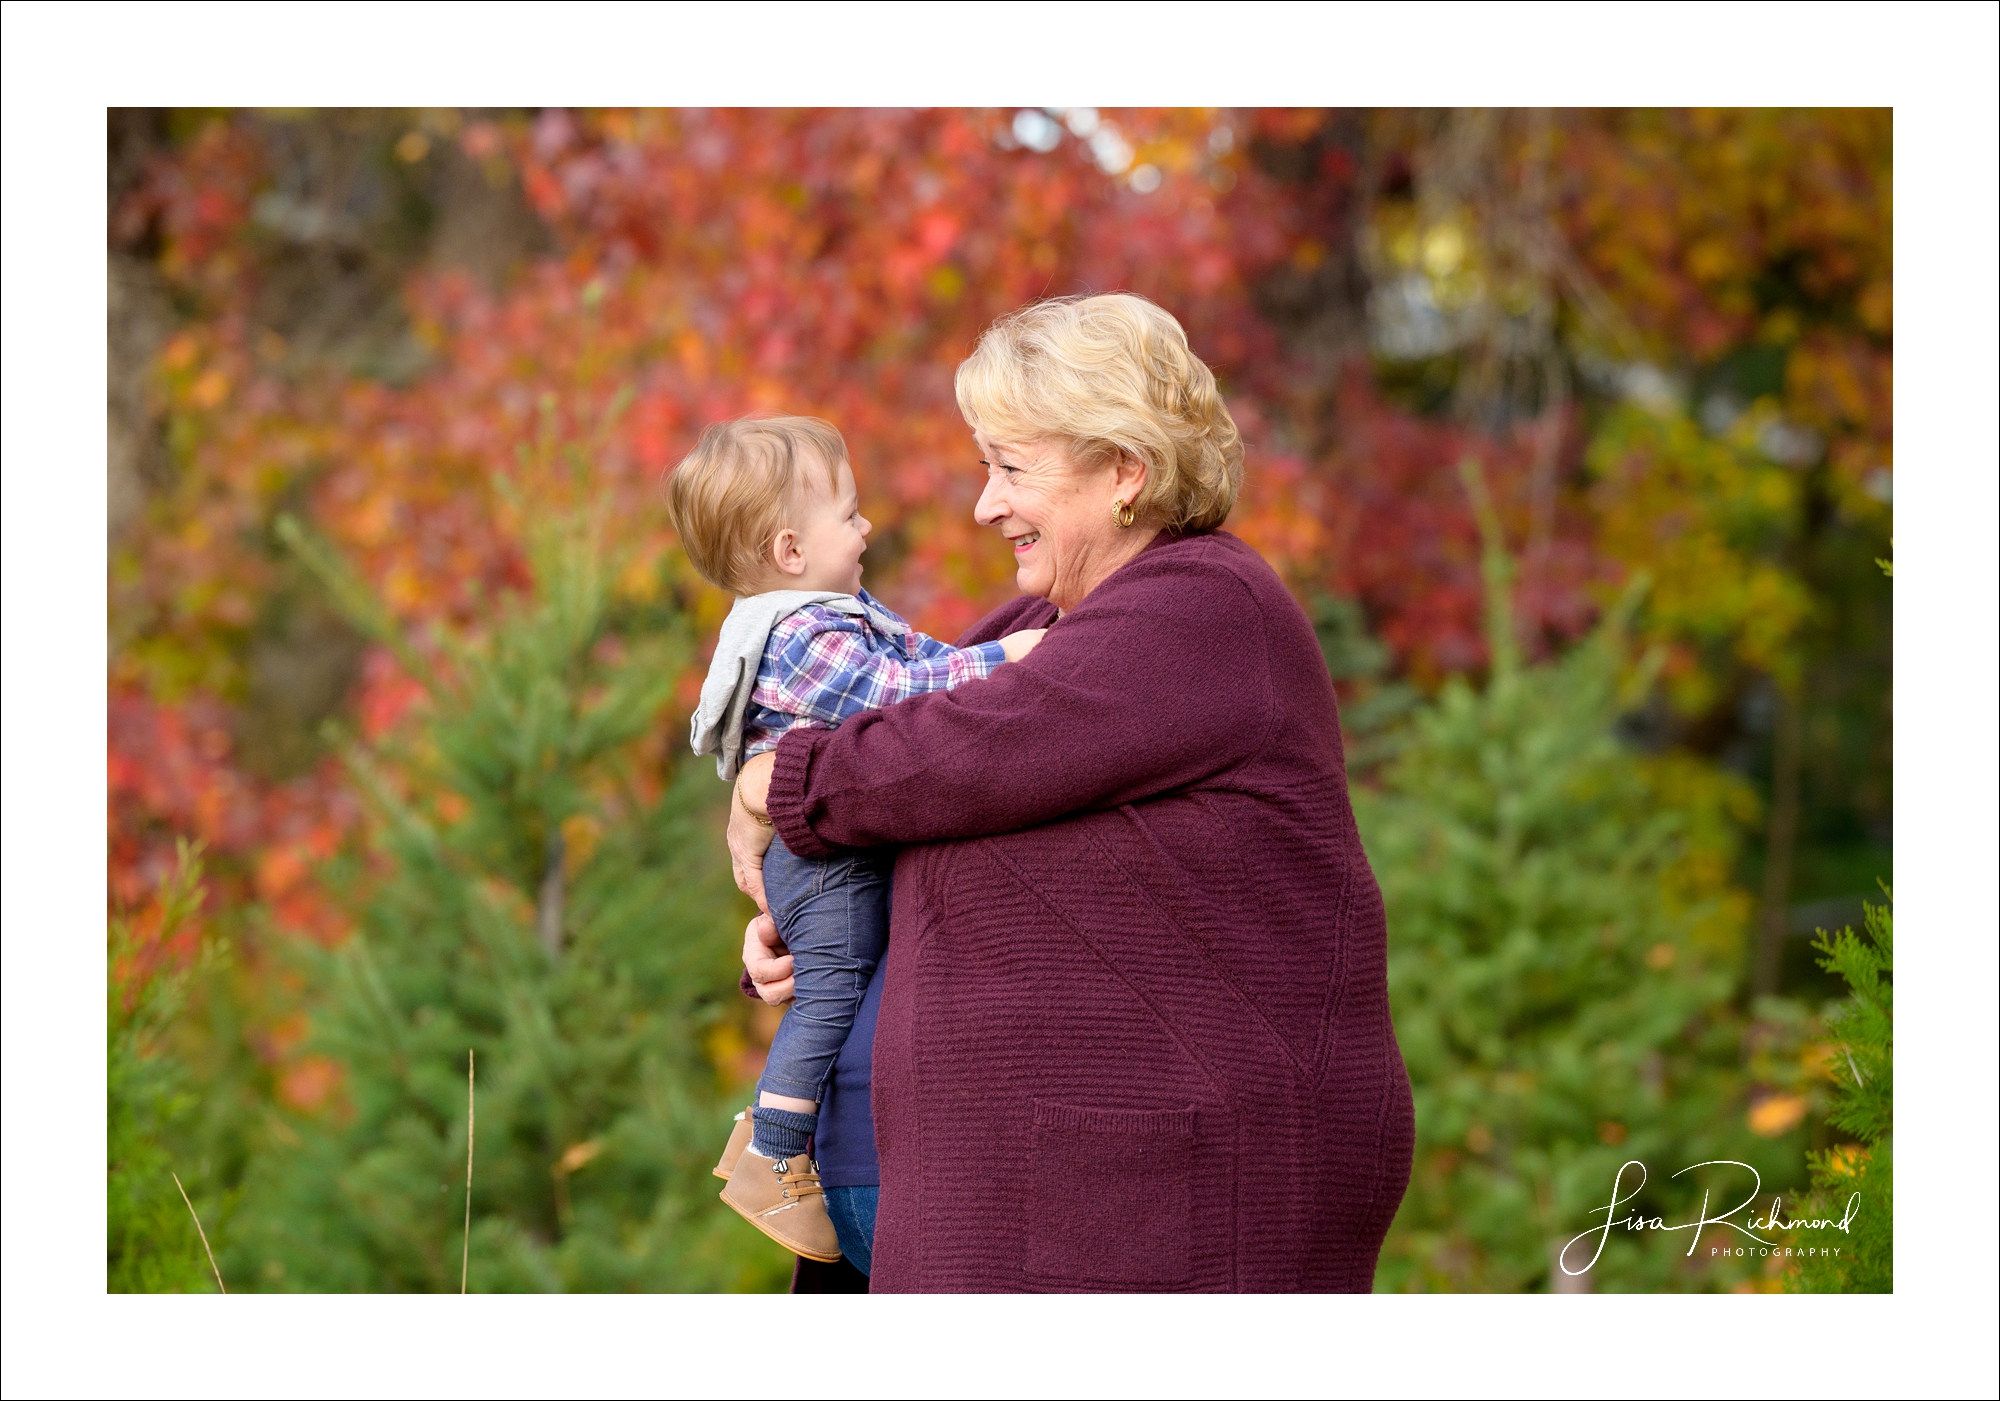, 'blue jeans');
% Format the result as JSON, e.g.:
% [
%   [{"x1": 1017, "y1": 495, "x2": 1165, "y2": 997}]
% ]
[
  {"x1": 823, "y1": 1185, "x2": 878, "y2": 1276},
  {"x1": 757, "y1": 834, "x2": 892, "y2": 1105}
]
